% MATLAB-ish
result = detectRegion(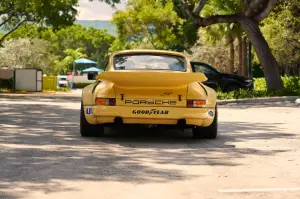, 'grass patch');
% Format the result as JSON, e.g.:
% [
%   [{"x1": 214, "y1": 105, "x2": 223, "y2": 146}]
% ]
[
  {"x1": 43, "y1": 87, "x2": 71, "y2": 93},
  {"x1": 0, "y1": 89, "x2": 29, "y2": 94}
]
